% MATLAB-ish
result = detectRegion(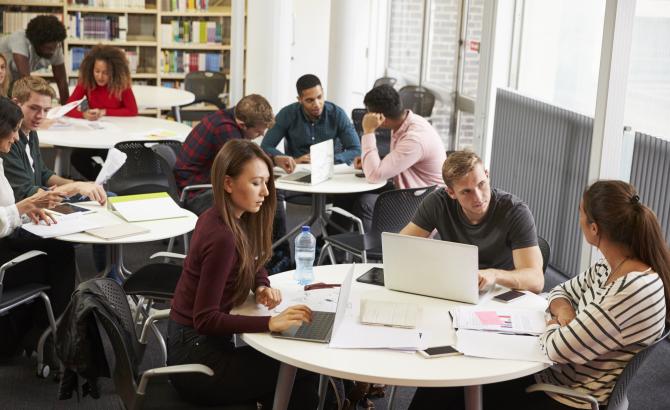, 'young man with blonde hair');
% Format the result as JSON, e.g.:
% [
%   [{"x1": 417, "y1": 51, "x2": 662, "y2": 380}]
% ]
[
  {"x1": 4, "y1": 76, "x2": 106, "y2": 203},
  {"x1": 400, "y1": 150, "x2": 544, "y2": 293}
]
